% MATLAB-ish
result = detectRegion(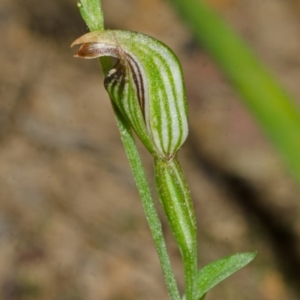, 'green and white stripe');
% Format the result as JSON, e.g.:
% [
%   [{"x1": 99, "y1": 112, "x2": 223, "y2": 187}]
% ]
[
  {"x1": 155, "y1": 157, "x2": 197, "y2": 299},
  {"x1": 72, "y1": 30, "x2": 188, "y2": 159}
]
